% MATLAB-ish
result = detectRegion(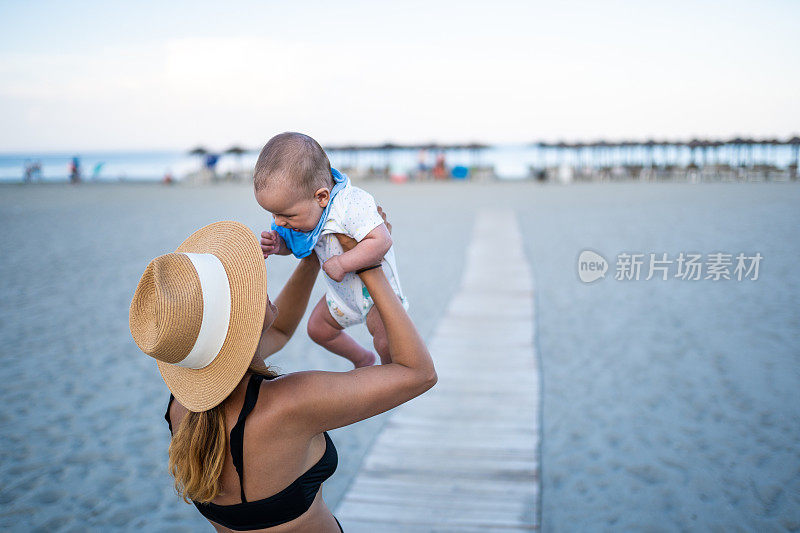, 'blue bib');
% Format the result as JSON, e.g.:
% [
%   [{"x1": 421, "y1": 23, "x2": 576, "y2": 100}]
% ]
[{"x1": 271, "y1": 168, "x2": 350, "y2": 258}]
